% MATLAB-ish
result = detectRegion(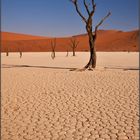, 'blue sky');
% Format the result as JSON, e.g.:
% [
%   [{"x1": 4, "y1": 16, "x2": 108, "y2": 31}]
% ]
[{"x1": 1, "y1": 0, "x2": 139, "y2": 37}]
